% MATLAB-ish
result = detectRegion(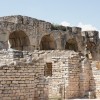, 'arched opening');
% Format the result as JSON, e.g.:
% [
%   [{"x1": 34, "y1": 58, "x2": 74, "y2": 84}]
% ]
[
  {"x1": 87, "y1": 41, "x2": 96, "y2": 51},
  {"x1": 40, "y1": 35, "x2": 56, "y2": 50},
  {"x1": 65, "y1": 38, "x2": 78, "y2": 52},
  {"x1": 9, "y1": 30, "x2": 30, "y2": 51},
  {"x1": 86, "y1": 41, "x2": 96, "y2": 59}
]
